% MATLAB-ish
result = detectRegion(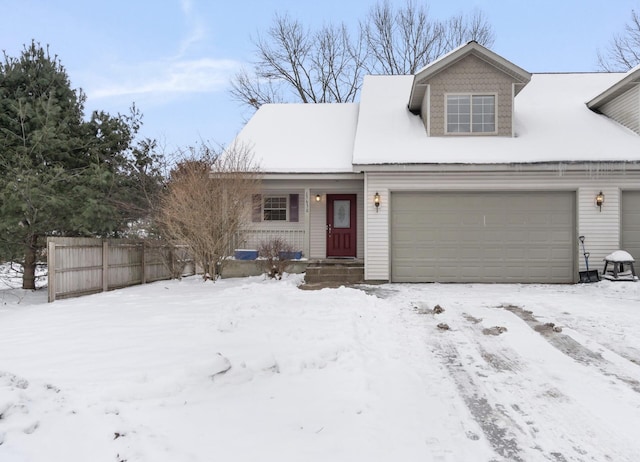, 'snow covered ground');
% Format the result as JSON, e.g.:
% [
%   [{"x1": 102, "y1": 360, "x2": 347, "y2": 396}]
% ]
[{"x1": 1, "y1": 274, "x2": 640, "y2": 462}]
